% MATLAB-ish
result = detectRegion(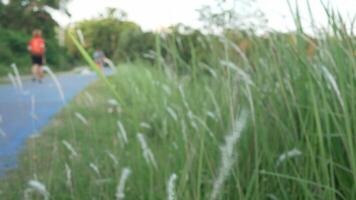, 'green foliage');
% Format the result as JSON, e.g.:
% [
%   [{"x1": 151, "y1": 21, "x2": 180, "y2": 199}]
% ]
[
  {"x1": 0, "y1": 29, "x2": 31, "y2": 73},
  {"x1": 0, "y1": 0, "x2": 75, "y2": 75},
  {"x1": 66, "y1": 14, "x2": 149, "y2": 63},
  {"x1": 0, "y1": 29, "x2": 29, "y2": 63},
  {"x1": 0, "y1": 1, "x2": 58, "y2": 37}
]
